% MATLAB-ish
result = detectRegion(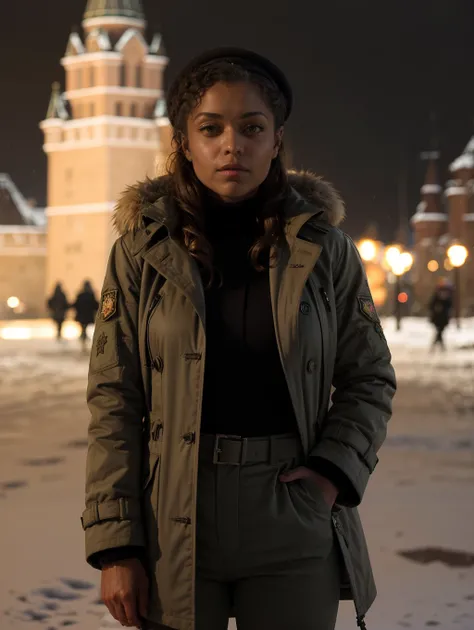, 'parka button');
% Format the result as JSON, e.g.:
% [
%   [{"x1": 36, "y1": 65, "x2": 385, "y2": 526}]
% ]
[
  {"x1": 306, "y1": 359, "x2": 317, "y2": 373},
  {"x1": 183, "y1": 432, "x2": 195, "y2": 444},
  {"x1": 153, "y1": 356, "x2": 164, "y2": 372},
  {"x1": 300, "y1": 301, "x2": 311, "y2": 315}
]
